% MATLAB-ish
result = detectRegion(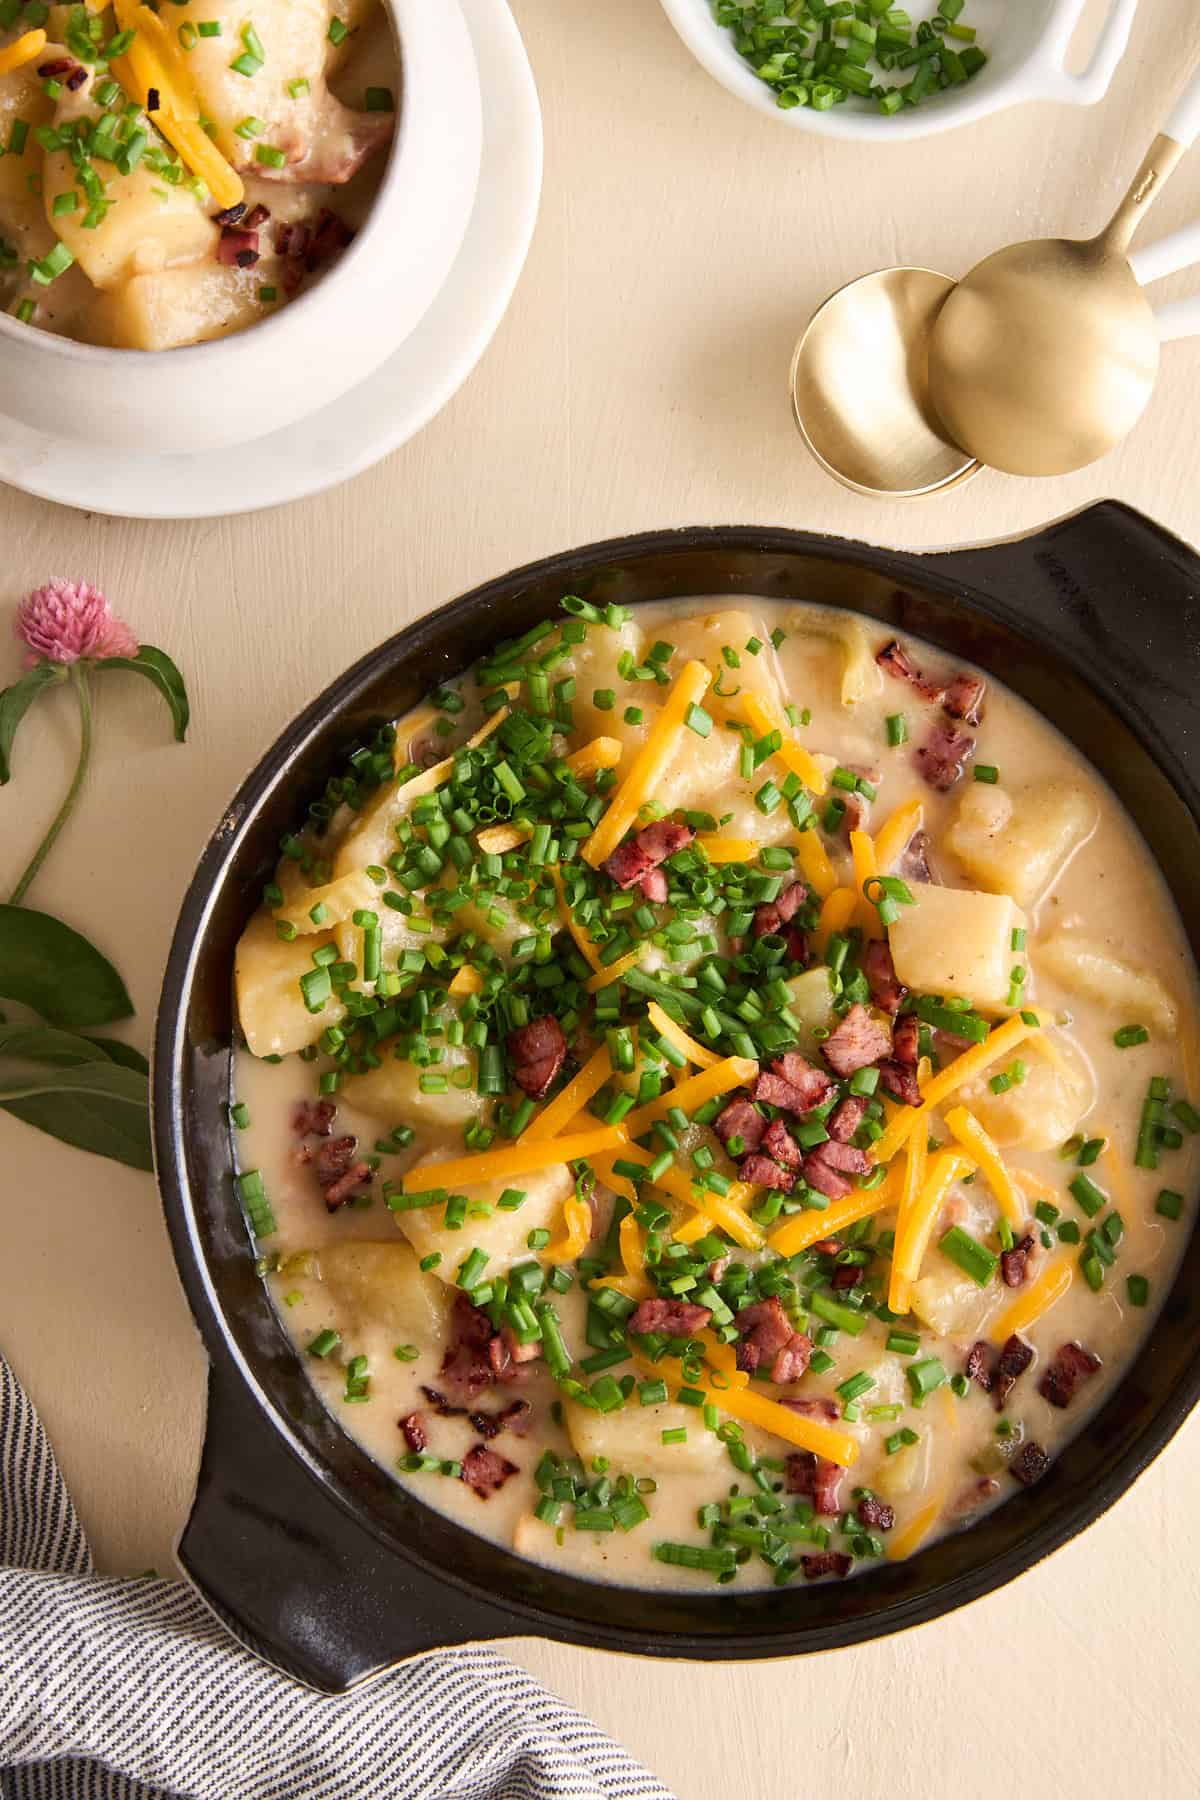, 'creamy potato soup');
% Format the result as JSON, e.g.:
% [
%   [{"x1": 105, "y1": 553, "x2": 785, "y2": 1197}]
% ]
[
  {"x1": 0, "y1": 1, "x2": 394, "y2": 348},
  {"x1": 232, "y1": 598, "x2": 1199, "y2": 1591}
]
